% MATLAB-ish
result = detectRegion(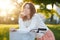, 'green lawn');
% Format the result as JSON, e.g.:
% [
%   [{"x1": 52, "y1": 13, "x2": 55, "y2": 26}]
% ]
[
  {"x1": 0, "y1": 24, "x2": 18, "y2": 40},
  {"x1": 0, "y1": 24, "x2": 60, "y2": 40}
]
